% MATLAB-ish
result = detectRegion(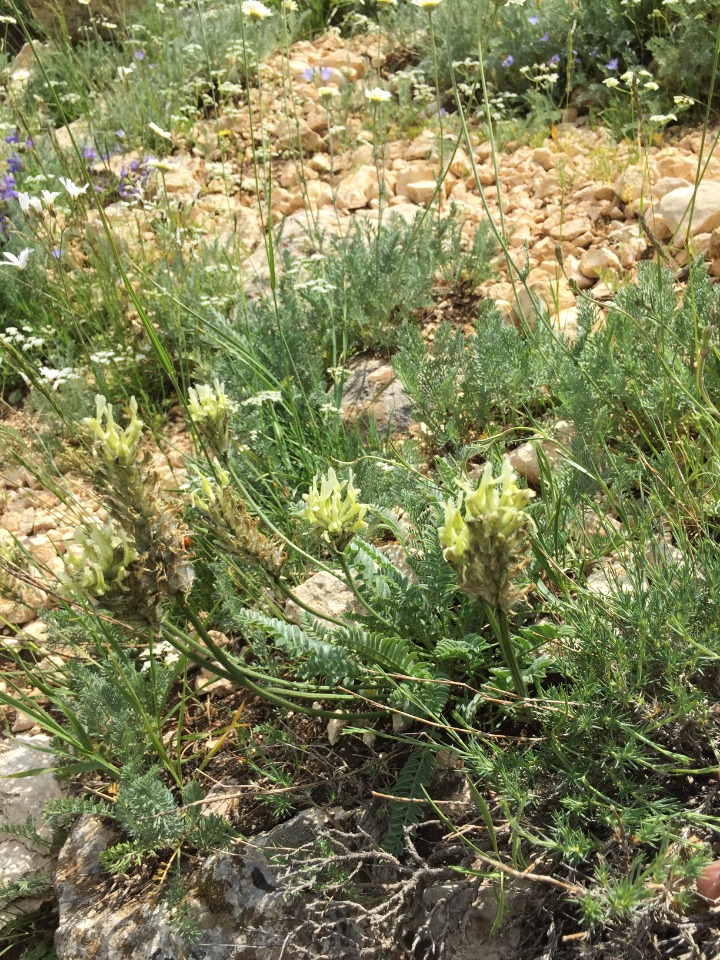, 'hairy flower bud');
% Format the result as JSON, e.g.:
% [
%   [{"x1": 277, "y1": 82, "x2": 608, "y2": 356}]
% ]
[
  {"x1": 440, "y1": 460, "x2": 535, "y2": 610},
  {"x1": 193, "y1": 463, "x2": 286, "y2": 575},
  {"x1": 300, "y1": 467, "x2": 368, "y2": 552},
  {"x1": 187, "y1": 380, "x2": 236, "y2": 455},
  {"x1": 62, "y1": 520, "x2": 139, "y2": 601},
  {"x1": 85, "y1": 395, "x2": 143, "y2": 467}
]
